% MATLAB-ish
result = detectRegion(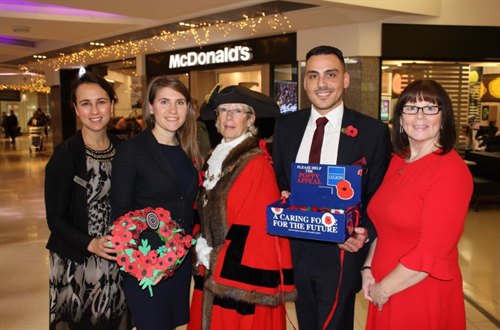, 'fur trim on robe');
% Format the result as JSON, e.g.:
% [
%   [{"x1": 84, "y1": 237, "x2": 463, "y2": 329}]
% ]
[{"x1": 196, "y1": 136, "x2": 297, "y2": 330}]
